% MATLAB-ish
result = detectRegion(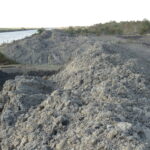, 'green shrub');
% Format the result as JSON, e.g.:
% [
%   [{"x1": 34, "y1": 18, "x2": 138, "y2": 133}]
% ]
[{"x1": 37, "y1": 28, "x2": 45, "y2": 34}]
